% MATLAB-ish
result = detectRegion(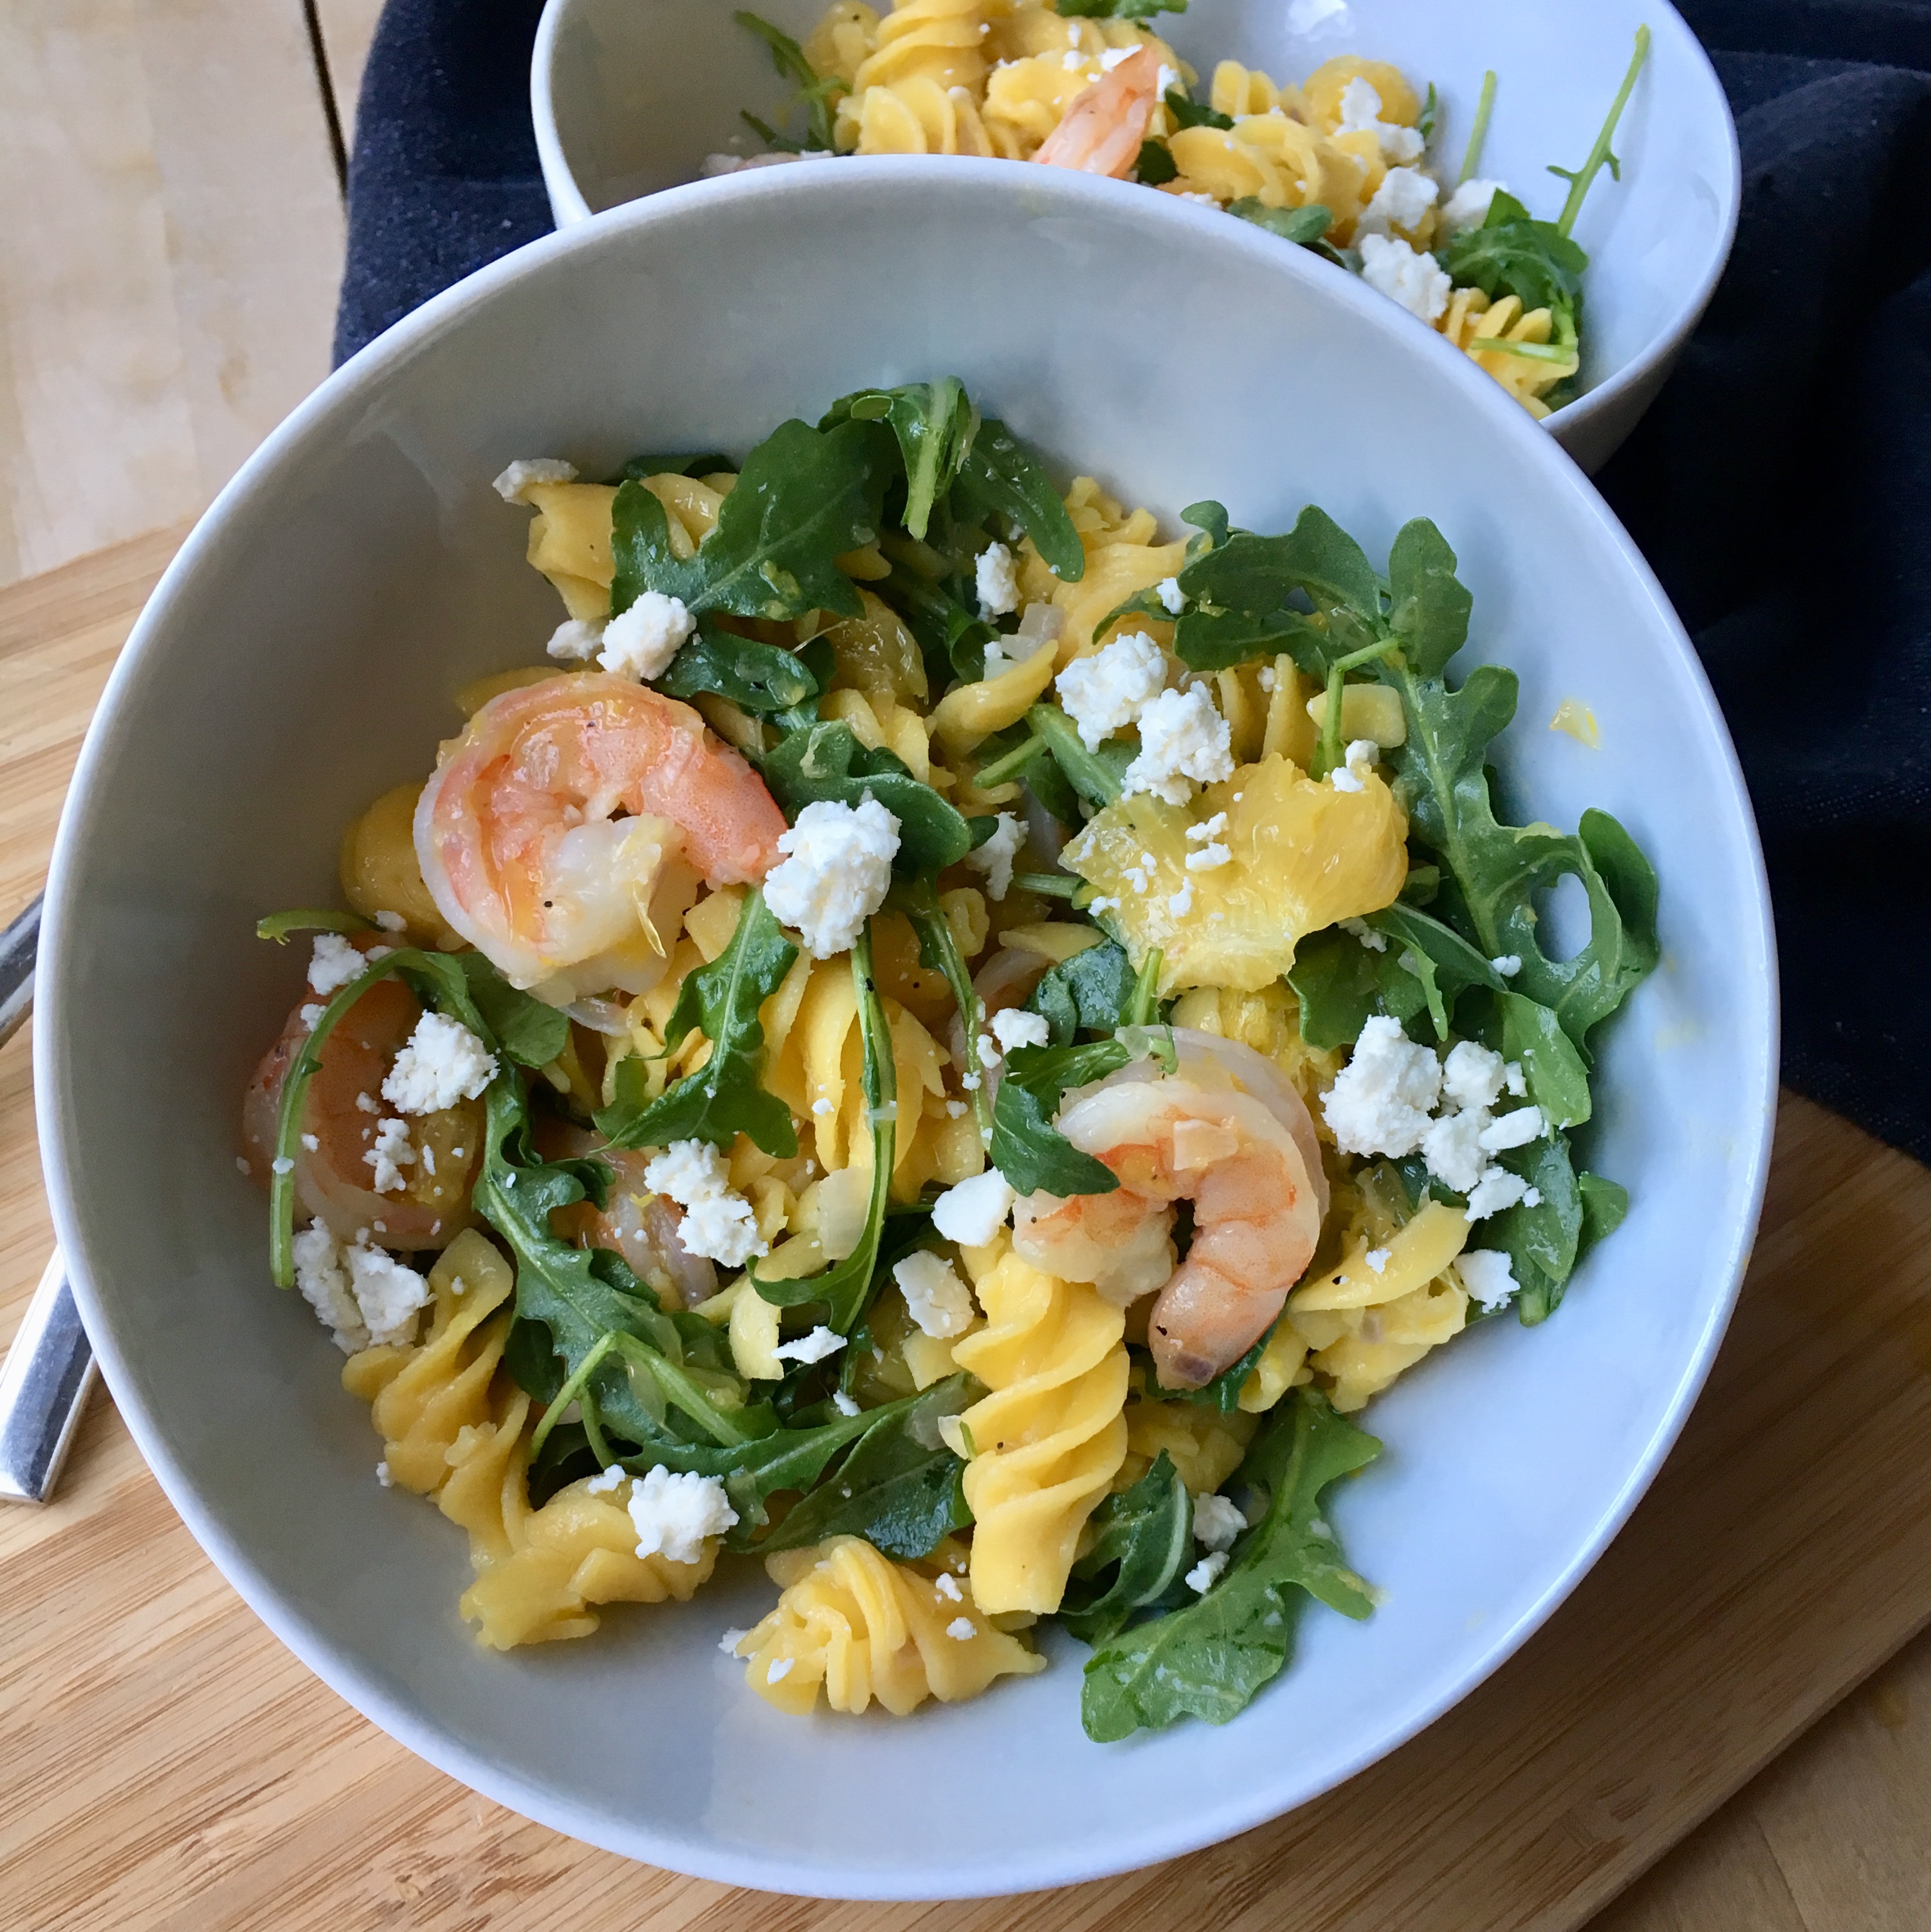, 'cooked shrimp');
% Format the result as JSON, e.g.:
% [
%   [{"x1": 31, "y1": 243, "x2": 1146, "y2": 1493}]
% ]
[
  {"x1": 1033, "y1": 44, "x2": 1163, "y2": 180},
  {"x1": 1011, "y1": 1028, "x2": 1327, "y2": 1387},
  {"x1": 241, "y1": 971, "x2": 480, "y2": 1252},
  {"x1": 415, "y1": 673, "x2": 790, "y2": 1001},
  {"x1": 538, "y1": 1124, "x2": 718, "y2": 1309}
]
